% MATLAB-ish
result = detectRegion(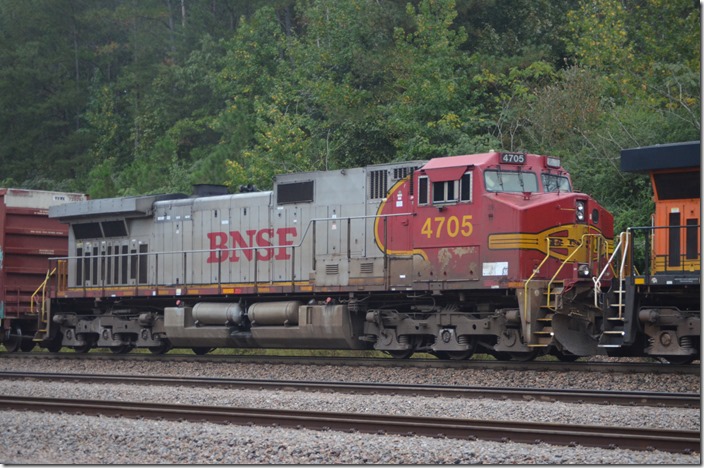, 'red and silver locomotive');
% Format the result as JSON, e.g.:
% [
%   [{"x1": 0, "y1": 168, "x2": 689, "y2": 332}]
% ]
[{"x1": 24, "y1": 151, "x2": 618, "y2": 360}]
